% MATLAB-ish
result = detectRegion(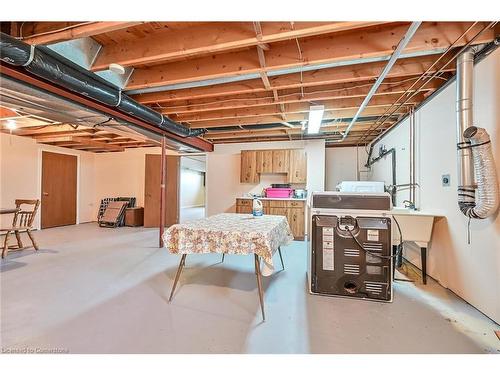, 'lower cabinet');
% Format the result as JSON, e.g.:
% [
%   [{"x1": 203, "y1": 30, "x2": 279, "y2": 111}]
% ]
[{"x1": 235, "y1": 198, "x2": 305, "y2": 240}]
